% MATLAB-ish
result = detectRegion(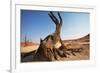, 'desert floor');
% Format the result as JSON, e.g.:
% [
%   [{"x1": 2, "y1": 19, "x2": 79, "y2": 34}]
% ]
[{"x1": 21, "y1": 40, "x2": 89, "y2": 62}]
